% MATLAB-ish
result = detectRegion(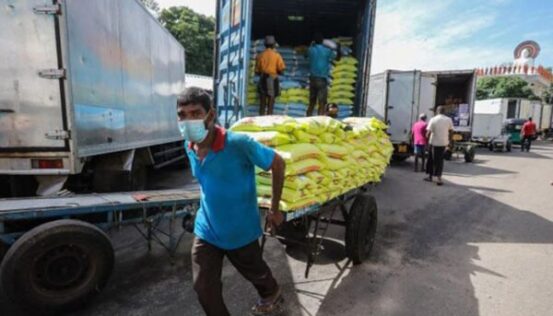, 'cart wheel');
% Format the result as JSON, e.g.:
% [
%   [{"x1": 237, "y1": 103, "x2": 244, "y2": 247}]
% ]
[
  {"x1": 0, "y1": 220, "x2": 114, "y2": 312},
  {"x1": 346, "y1": 194, "x2": 377, "y2": 265},
  {"x1": 443, "y1": 150, "x2": 452, "y2": 161},
  {"x1": 0, "y1": 241, "x2": 8, "y2": 263},
  {"x1": 506, "y1": 141, "x2": 512, "y2": 152},
  {"x1": 276, "y1": 219, "x2": 308, "y2": 247},
  {"x1": 464, "y1": 146, "x2": 475, "y2": 163}
]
